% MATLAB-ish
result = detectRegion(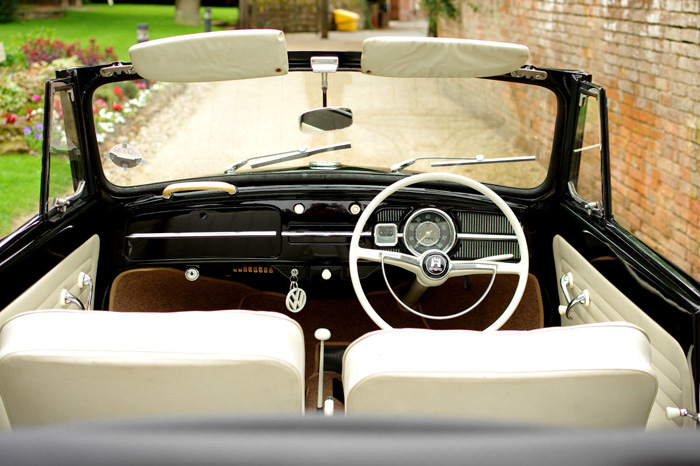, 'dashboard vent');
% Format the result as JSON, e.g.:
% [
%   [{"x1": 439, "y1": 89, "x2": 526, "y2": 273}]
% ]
[
  {"x1": 232, "y1": 266, "x2": 275, "y2": 274},
  {"x1": 454, "y1": 210, "x2": 519, "y2": 260},
  {"x1": 456, "y1": 211, "x2": 514, "y2": 235},
  {"x1": 456, "y1": 241, "x2": 520, "y2": 260},
  {"x1": 376, "y1": 208, "x2": 408, "y2": 224}
]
